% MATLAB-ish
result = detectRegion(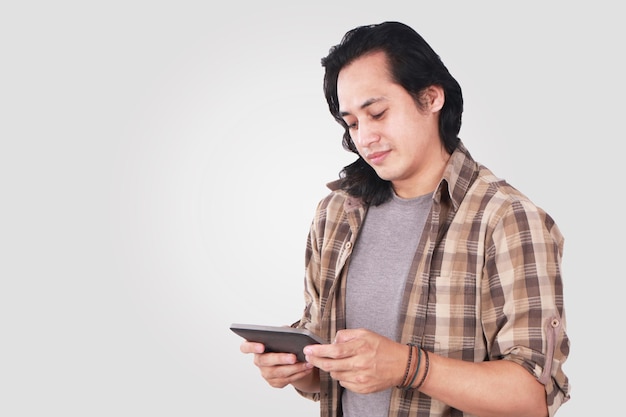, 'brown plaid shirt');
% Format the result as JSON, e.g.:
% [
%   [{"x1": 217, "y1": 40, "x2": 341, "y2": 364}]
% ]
[{"x1": 294, "y1": 141, "x2": 571, "y2": 417}]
